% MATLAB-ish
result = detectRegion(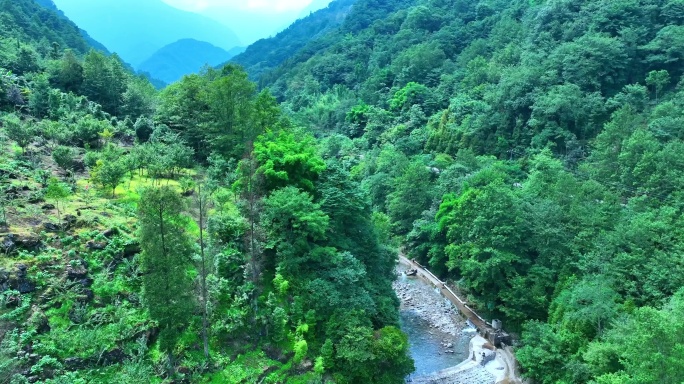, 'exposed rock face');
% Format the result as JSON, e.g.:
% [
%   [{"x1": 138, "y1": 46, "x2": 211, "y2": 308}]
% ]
[
  {"x1": 2, "y1": 234, "x2": 44, "y2": 254},
  {"x1": 85, "y1": 241, "x2": 106, "y2": 250},
  {"x1": 15, "y1": 263, "x2": 36, "y2": 293}
]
